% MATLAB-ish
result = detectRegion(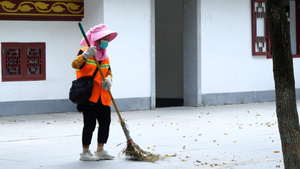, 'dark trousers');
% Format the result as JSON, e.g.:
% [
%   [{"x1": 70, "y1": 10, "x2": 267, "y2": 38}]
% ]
[{"x1": 81, "y1": 101, "x2": 111, "y2": 146}]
